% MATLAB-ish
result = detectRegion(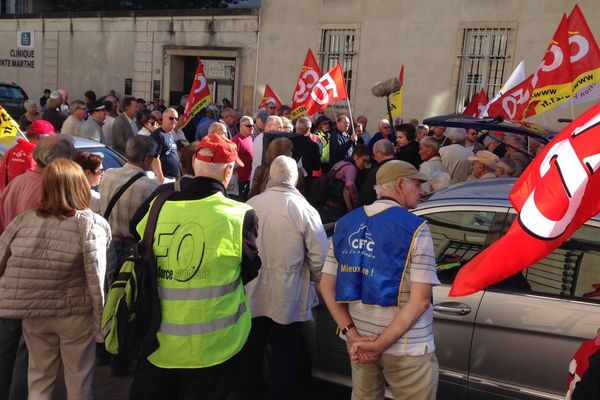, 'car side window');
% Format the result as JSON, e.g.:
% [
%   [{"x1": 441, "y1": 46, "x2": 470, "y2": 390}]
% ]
[
  {"x1": 502, "y1": 214, "x2": 600, "y2": 300},
  {"x1": 422, "y1": 210, "x2": 506, "y2": 284},
  {"x1": 86, "y1": 148, "x2": 125, "y2": 171}
]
